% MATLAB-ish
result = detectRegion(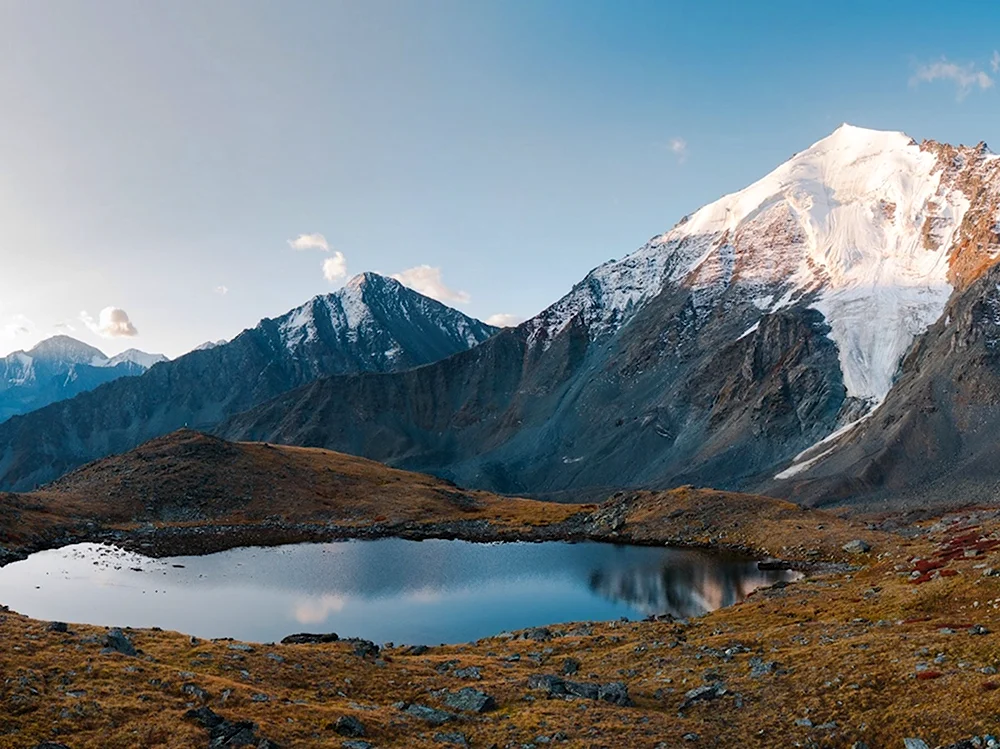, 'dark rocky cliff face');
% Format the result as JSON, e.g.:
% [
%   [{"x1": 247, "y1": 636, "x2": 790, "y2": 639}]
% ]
[
  {"x1": 218, "y1": 279, "x2": 847, "y2": 499},
  {"x1": 767, "y1": 262, "x2": 1000, "y2": 512},
  {"x1": 0, "y1": 275, "x2": 496, "y2": 491}
]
